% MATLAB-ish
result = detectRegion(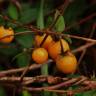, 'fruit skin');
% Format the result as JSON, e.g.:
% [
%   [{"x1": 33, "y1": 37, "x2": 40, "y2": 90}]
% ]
[
  {"x1": 32, "y1": 48, "x2": 48, "y2": 64},
  {"x1": 48, "y1": 39, "x2": 70, "y2": 59},
  {"x1": 35, "y1": 34, "x2": 53, "y2": 50},
  {"x1": 0, "y1": 26, "x2": 14, "y2": 43},
  {"x1": 56, "y1": 53, "x2": 77, "y2": 74}
]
